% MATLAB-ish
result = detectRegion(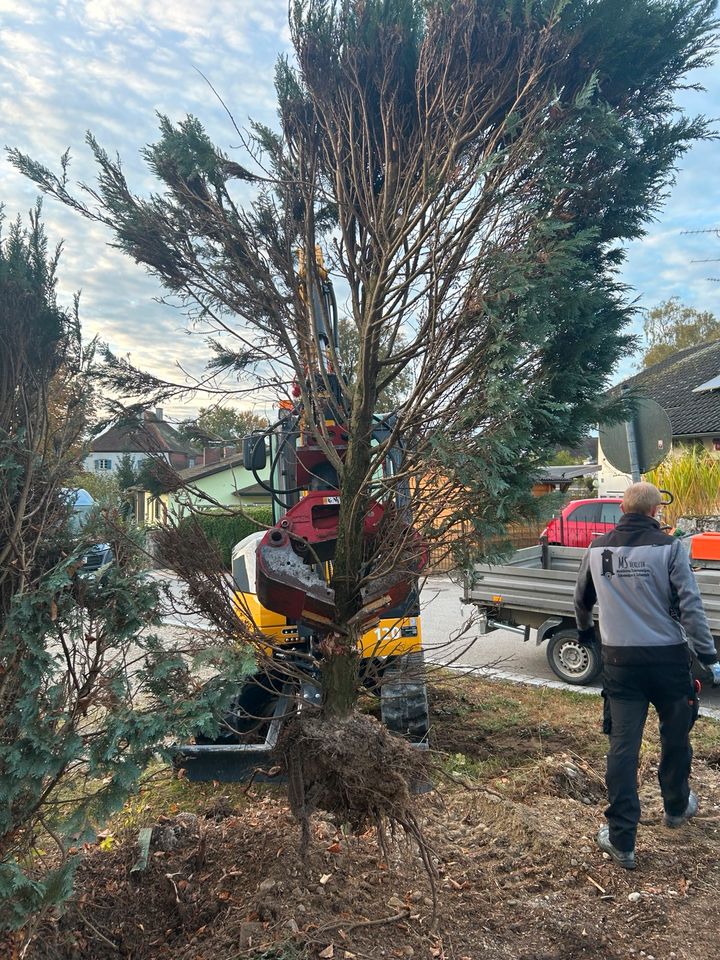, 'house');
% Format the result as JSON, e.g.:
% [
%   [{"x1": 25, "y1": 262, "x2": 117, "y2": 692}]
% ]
[
  {"x1": 532, "y1": 463, "x2": 599, "y2": 497},
  {"x1": 599, "y1": 340, "x2": 720, "y2": 495},
  {"x1": 135, "y1": 448, "x2": 272, "y2": 525},
  {"x1": 83, "y1": 408, "x2": 200, "y2": 475}
]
